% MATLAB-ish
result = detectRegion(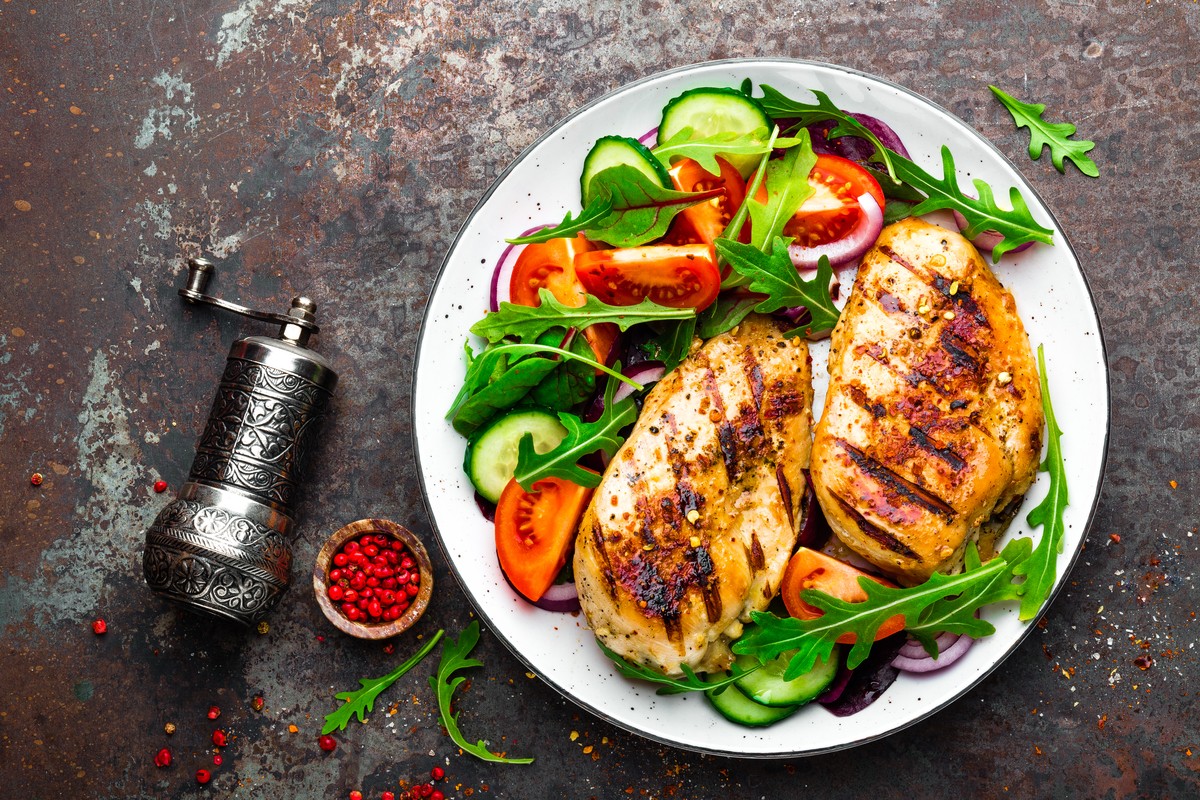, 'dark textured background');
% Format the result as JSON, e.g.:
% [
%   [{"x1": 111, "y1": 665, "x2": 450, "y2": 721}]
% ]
[{"x1": 1, "y1": 1, "x2": 1197, "y2": 798}]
